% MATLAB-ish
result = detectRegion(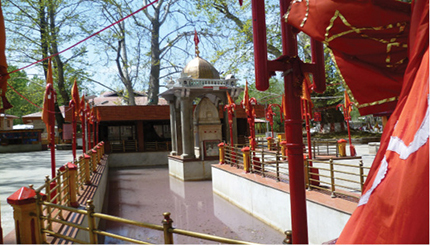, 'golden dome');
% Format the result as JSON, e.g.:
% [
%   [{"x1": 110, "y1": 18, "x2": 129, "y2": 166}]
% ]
[{"x1": 181, "y1": 56, "x2": 220, "y2": 79}]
